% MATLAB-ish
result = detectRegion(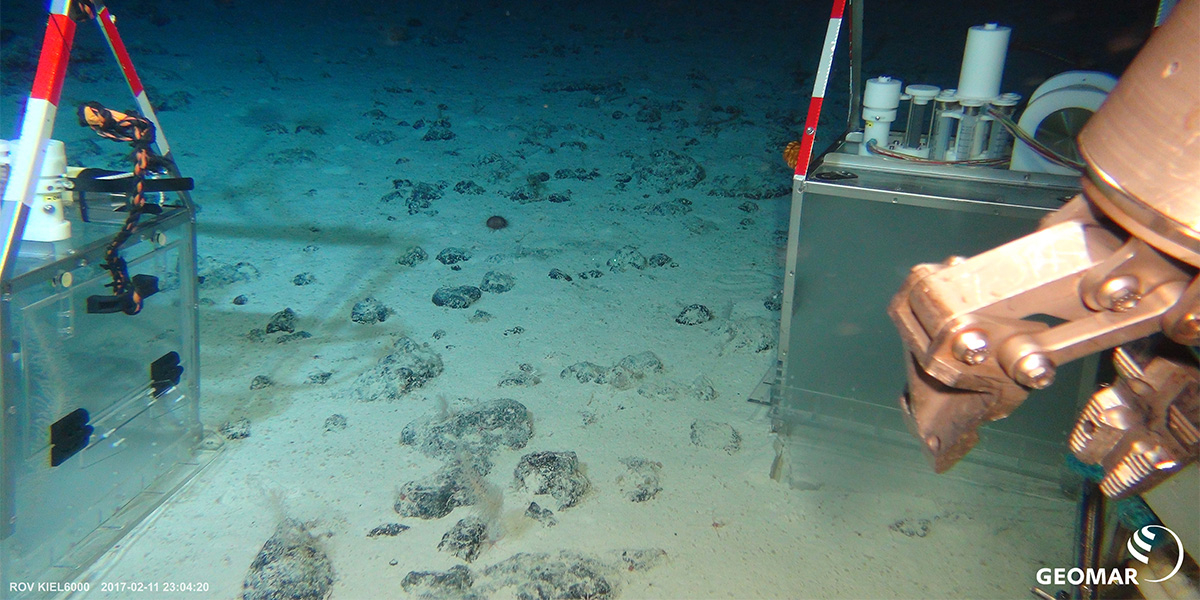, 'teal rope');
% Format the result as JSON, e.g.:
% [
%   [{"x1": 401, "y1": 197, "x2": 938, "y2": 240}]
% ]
[{"x1": 1065, "y1": 454, "x2": 1159, "y2": 533}]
